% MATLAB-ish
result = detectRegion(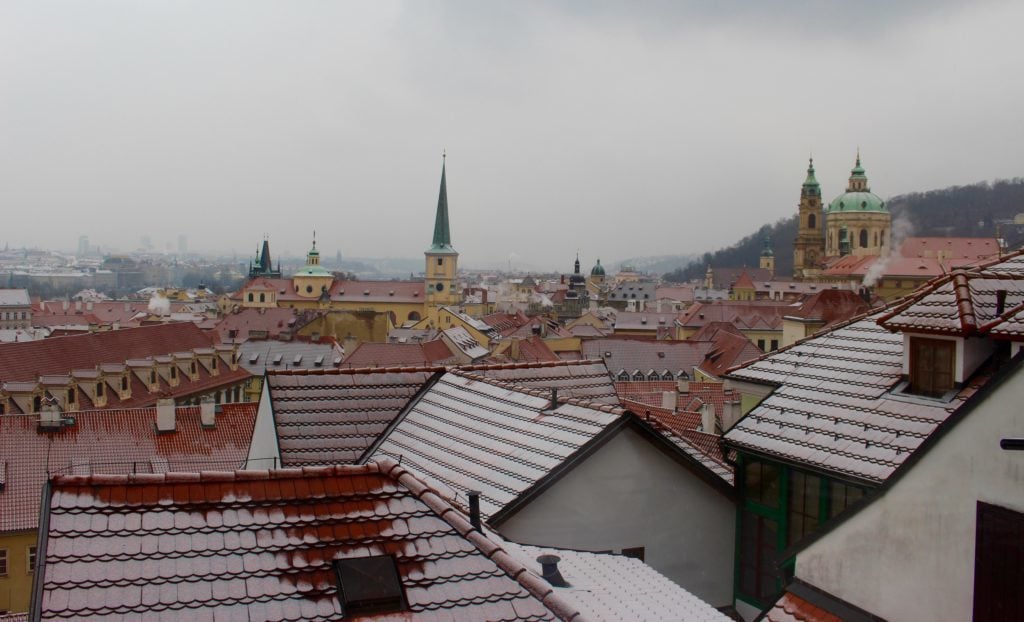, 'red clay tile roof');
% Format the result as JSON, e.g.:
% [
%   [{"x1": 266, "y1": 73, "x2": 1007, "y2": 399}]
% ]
[
  {"x1": 621, "y1": 399, "x2": 733, "y2": 484},
  {"x1": 212, "y1": 306, "x2": 301, "y2": 341},
  {"x1": 512, "y1": 336, "x2": 561, "y2": 362},
  {"x1": 765, "y1": 591, "x2": 843, "y2": 622},
  {"x1": 0, "y1": 323, "x2": 221, "y2": 383},
  {"x1": 0, "y1": 403, "x2": 257, "y2": 534},
  {"x1": 370, "y1": 371, "x2": 623, "y2": 522},
  {"x1": 785, "y1": 289, "x2": 873, "y2": 327},
  {"x1": 732, "y1": 270, "x2": 756, "y2": 290},
  {"x1": 677, "y1": 301, "x2": 790, "y2": 331},
  {"x1": 688, "y1": 323, "x2": 765, "y2": 377},
  {"x1": 898, "y1": 236, "x2": 1000, "y2": 260},
  {"x1": 37, "y1": 301, "x2": 147, "y2": 328},
  {"x1": 342, "y1": 340, "x2": 456, "y2": 368},
  {"x1": 265, "y1": 368, "x2": 438, "y2": 467},
  {"x1": 463, "y1": 360, "x2": 620, "y2": 405},
  {"x1": 38, "y1": 460, "x2": 579, "y2": 621},
  {"x1": 482, "y1": 311, "x2": 532, "y2": 336},
  {"x1": 709, "y1": 267, "x2": 772, "y2": 290}
]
